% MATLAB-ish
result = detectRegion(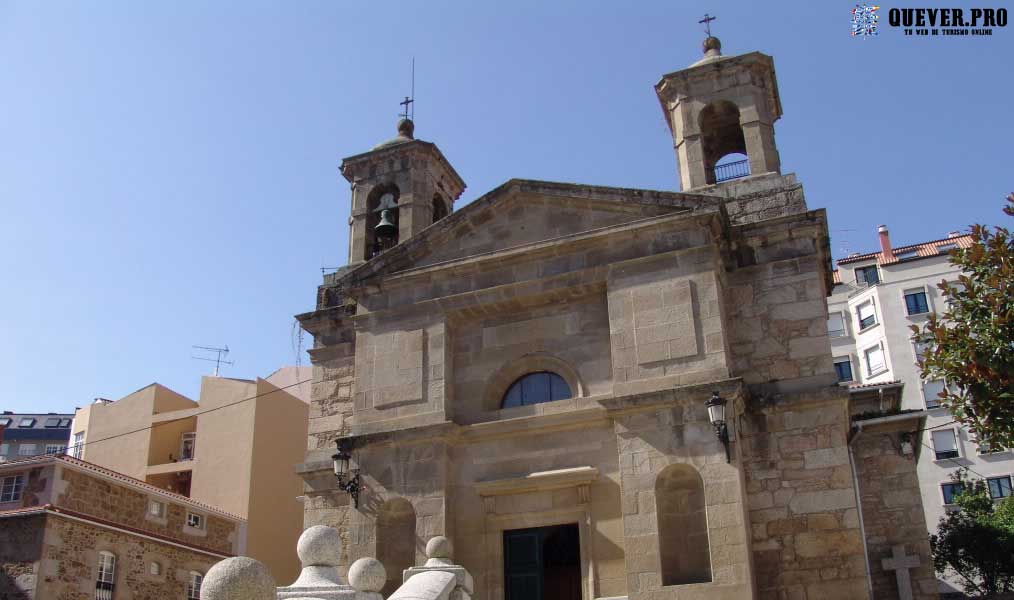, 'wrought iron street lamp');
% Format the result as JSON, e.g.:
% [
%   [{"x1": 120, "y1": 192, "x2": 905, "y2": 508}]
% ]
[
  {"x1": 706, "y1": 391, "x2": 731, "y2": 463},
  {"x1": 332, "y1": 438, "x2": 361, "y2": 508}
]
